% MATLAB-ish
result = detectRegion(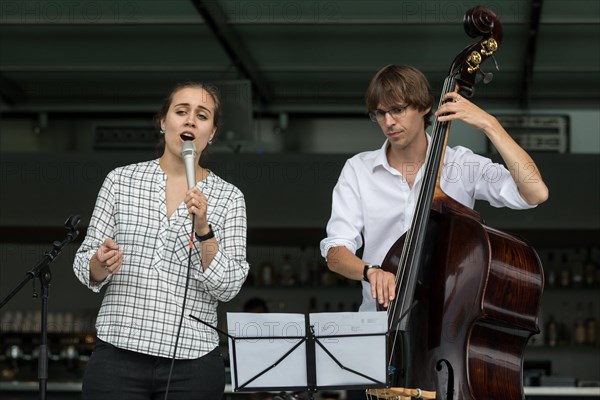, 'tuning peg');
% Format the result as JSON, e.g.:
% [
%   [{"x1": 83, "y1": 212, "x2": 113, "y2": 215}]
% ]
[
  {"x1": 476, "y1": 68, "x2": 494, "y2": 84},
  {"x1": 491, "y1": 55, "x2": 500, "y2": 71},
  {"x1": 481, "y1": 69, "x2": 494, "y2": 84}
]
